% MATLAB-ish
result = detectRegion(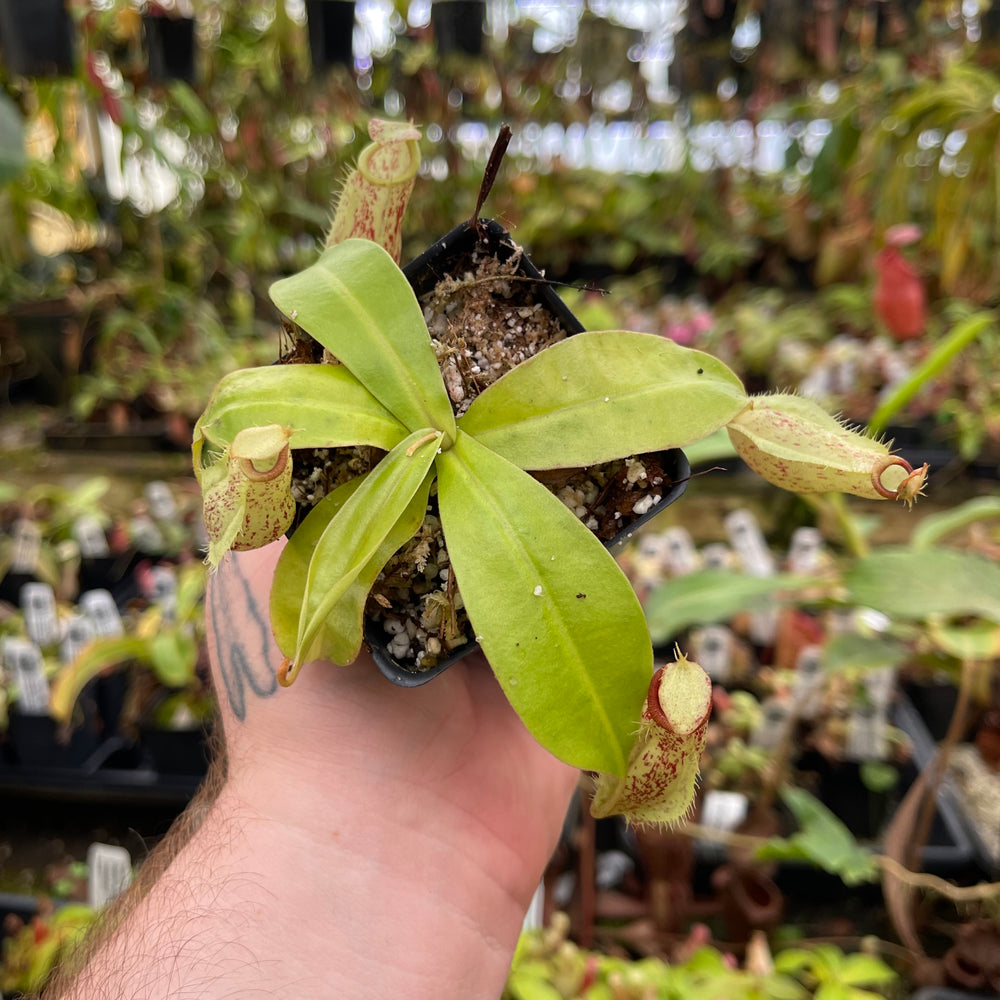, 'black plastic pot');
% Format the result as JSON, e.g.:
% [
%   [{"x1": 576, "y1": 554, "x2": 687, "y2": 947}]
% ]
[
  {"x1": 143, "y1": 13, "x2": 196, "y2": 84},
  {"x1": 0, "y1": 0, "x2": 74, "y2": 76},
  {"x1": 430, "y1": 0, "x2": 485, "y2": 57},
  {"x1": 365, "y1": 219, "x2": 690, "y2": 687},
  {"x1": 4, "y1": 709, "x2": 101, "y2": 769},
  {"x1": 305, "y1": 0, "x2": 355, "y2": 71}
]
